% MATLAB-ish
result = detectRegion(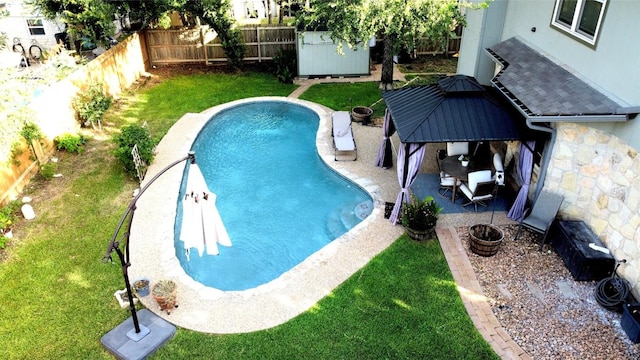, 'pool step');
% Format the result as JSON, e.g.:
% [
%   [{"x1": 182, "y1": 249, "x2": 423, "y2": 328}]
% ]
[{"x1": 326, "y1": 201, "x2": 373, "y2": 239}]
